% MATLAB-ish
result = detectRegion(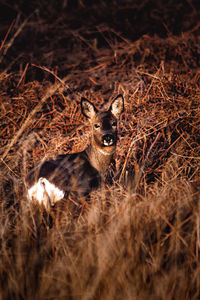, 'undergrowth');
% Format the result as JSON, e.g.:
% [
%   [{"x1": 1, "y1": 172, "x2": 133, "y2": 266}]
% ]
[{"x1": 0, "y1": 1, "x2": 200, "y2": 299}]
